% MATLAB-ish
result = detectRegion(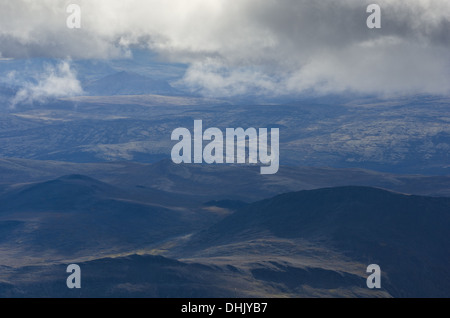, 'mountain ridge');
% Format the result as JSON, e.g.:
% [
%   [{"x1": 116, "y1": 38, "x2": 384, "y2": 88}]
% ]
[
  {"x1": 83, "y1": 71, "x2": 181, "y2": 96},
  {"x1": 184, "y1": 186, "x2": 450, "y2": 297}
]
